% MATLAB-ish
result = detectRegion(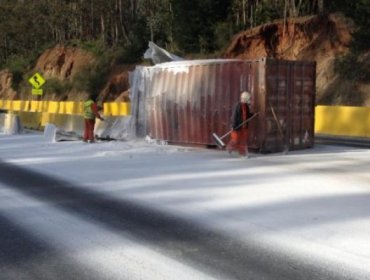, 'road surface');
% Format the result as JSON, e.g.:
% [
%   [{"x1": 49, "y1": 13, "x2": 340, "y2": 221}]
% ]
[{"x1": 0, "y1": 133, "x2": 370, "y2": 279}]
